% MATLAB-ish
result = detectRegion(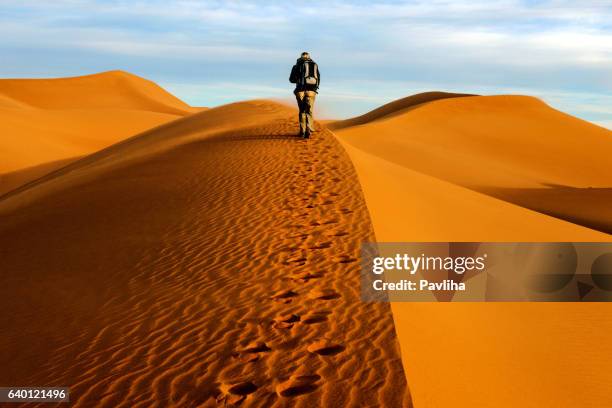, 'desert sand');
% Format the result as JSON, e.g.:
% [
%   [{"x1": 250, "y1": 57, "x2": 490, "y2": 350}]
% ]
[
  {"x1": 2, "y1": 73, "x2": 611, "y2": 408},
  {"x1": 334, "y1": 93, "x2": 612, "y2": 407},
  {"x1": 0, "y1": 80, "x2": 410, "y2": 407},
  {"x1": 0, "y1": 71, "x2": 199, "y2": 195},
  {"x1": 332, "y1": 93, "x2": 612, "y2": 235}
]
